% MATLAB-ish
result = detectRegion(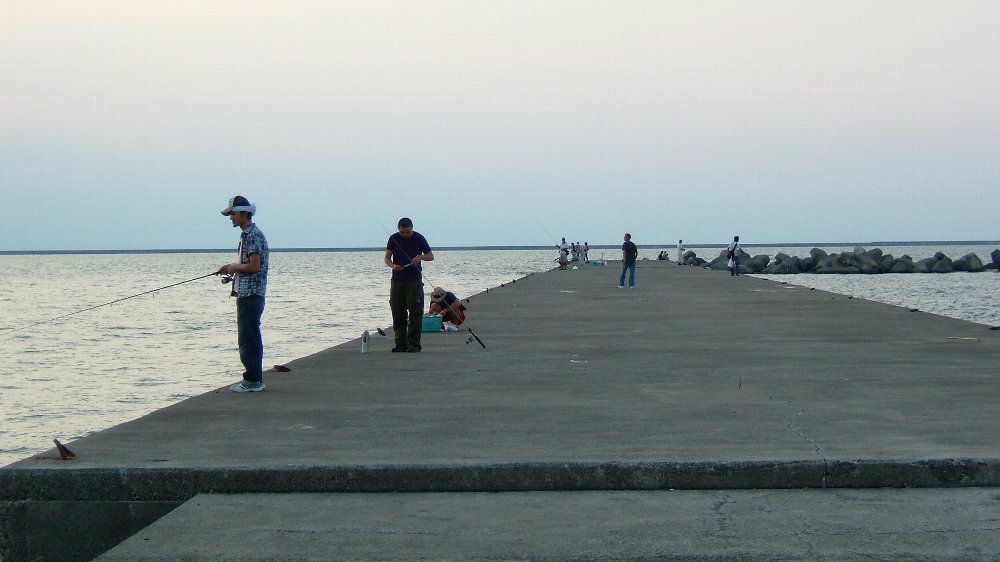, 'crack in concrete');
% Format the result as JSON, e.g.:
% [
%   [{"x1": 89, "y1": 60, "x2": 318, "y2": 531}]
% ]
[
  {"x1": 786, "y1": 409, "x2": 830, "y2": 488},
  {"x1": 795, "y1": 517, "x2": 820, "y2": 559},
  {"x1": 736, "y1": 376, "x2": 832, "y2": 488},
  {"x1": 273, "y1": 527, "x2": 451, "y2": 537},
  {"x1": 711, "y1": 495, "x2": 735, "y2": 536},
  {"x1": 793, "y1": 526, "x2": 1000, "y2": 542}
]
